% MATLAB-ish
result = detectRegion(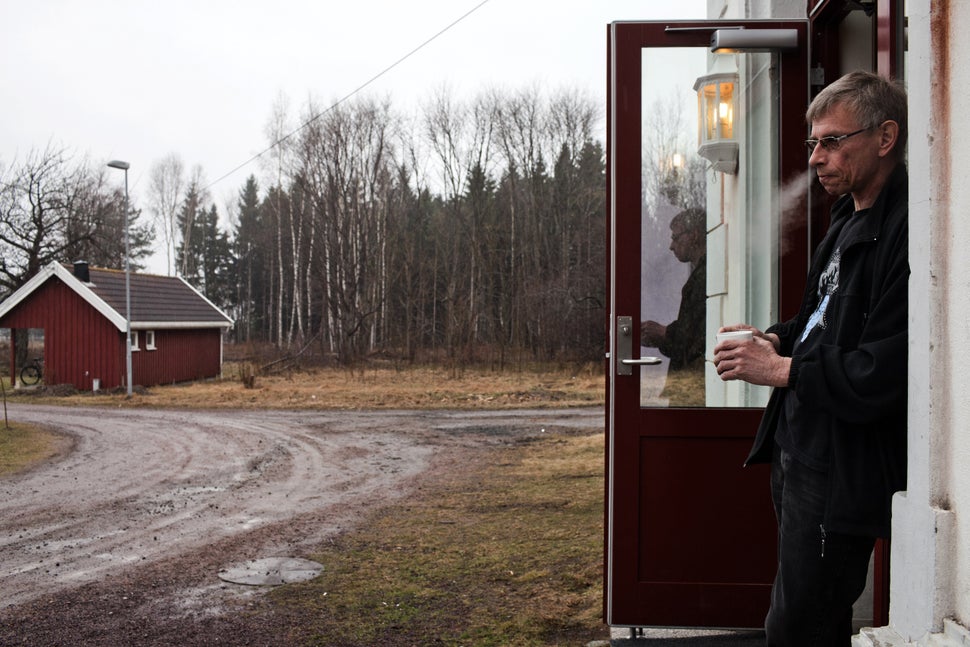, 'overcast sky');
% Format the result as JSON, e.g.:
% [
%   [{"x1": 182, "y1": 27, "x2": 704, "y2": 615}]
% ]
[{"x1": 2, "y1": 0, "x2": 705, "y2": 232}]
